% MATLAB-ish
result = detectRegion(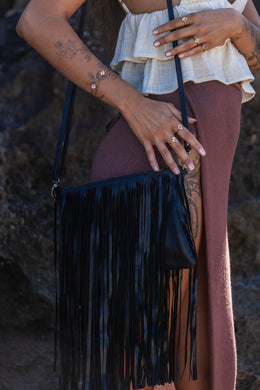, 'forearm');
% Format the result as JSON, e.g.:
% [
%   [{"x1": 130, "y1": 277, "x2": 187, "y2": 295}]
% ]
[
  {"x1": 16, "y1": 9, "x2": 143, "y2": 113},
  {"x1": 231, "y1": 12, "x2": 260, "y2": 73}
]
